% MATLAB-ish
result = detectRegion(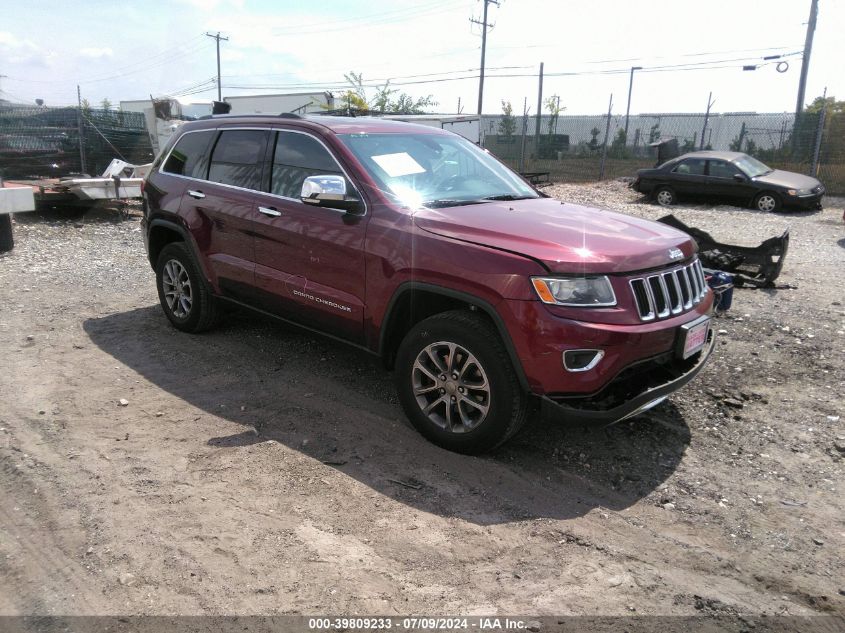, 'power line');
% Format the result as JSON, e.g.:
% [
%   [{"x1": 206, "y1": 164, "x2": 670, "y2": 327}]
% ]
[
  {"x1": 270, "y1": 0, "x2": 456, "y2": 34},
  {"x1": 224, "y1": 51, "x2": 803, "y2": 93}
]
